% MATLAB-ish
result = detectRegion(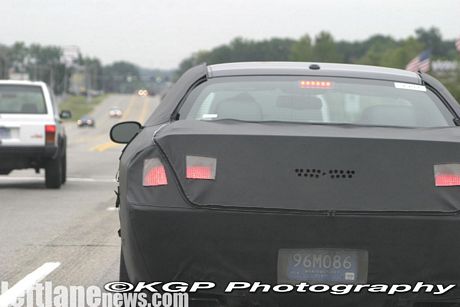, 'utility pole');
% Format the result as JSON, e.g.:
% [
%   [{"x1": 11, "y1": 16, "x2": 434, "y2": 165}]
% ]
[
  {"x1": 49, "y1": 63, "x2": 55, "y2": 91},
  {"x1": 0, "y1": 52, "x2": 5, "y2": 78},
  {"x1": 63, "y1": 65, "x2": 68, "y2": 97},
  {"x1": 86, "y1": 64, "x2": 92, "y2": 103},
  {"x1": 61, "y1": 45, "x2": 80, "y2": 97}
]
